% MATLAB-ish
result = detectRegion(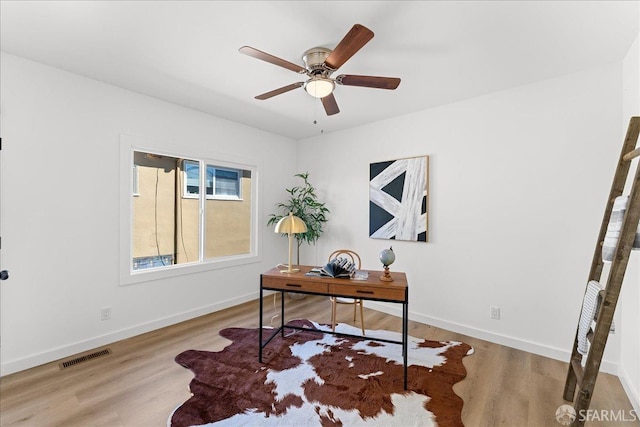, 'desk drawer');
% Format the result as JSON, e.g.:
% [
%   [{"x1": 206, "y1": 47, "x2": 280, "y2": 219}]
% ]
[
  {"x1": 262, "y1": 277, "x2": 329, "y2": 294},
  {"x1": 330, "y1": 283, "x2": 406, "y2": 302}
]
